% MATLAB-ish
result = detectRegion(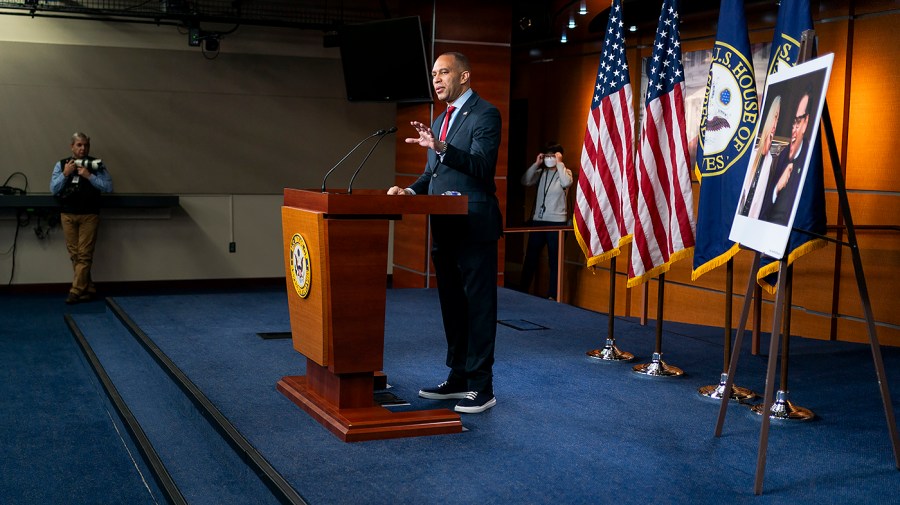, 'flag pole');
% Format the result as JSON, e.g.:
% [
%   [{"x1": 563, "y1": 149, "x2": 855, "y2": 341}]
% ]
[
  {"x1": 633, "y1": 273, "x2": 683, "y2": 376},
  {"x1": 752, "y1": 284, "x2": 762, "y2": 354},
  {"x1": 587, "y1": 255, "x2": 634, "y2": 361},
  {"x1": 750, "y1": 264, "x2": 814, "y2": 420},
  {"x1": 698, "y1": 258, "x2": 757, "y2": 400}
]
